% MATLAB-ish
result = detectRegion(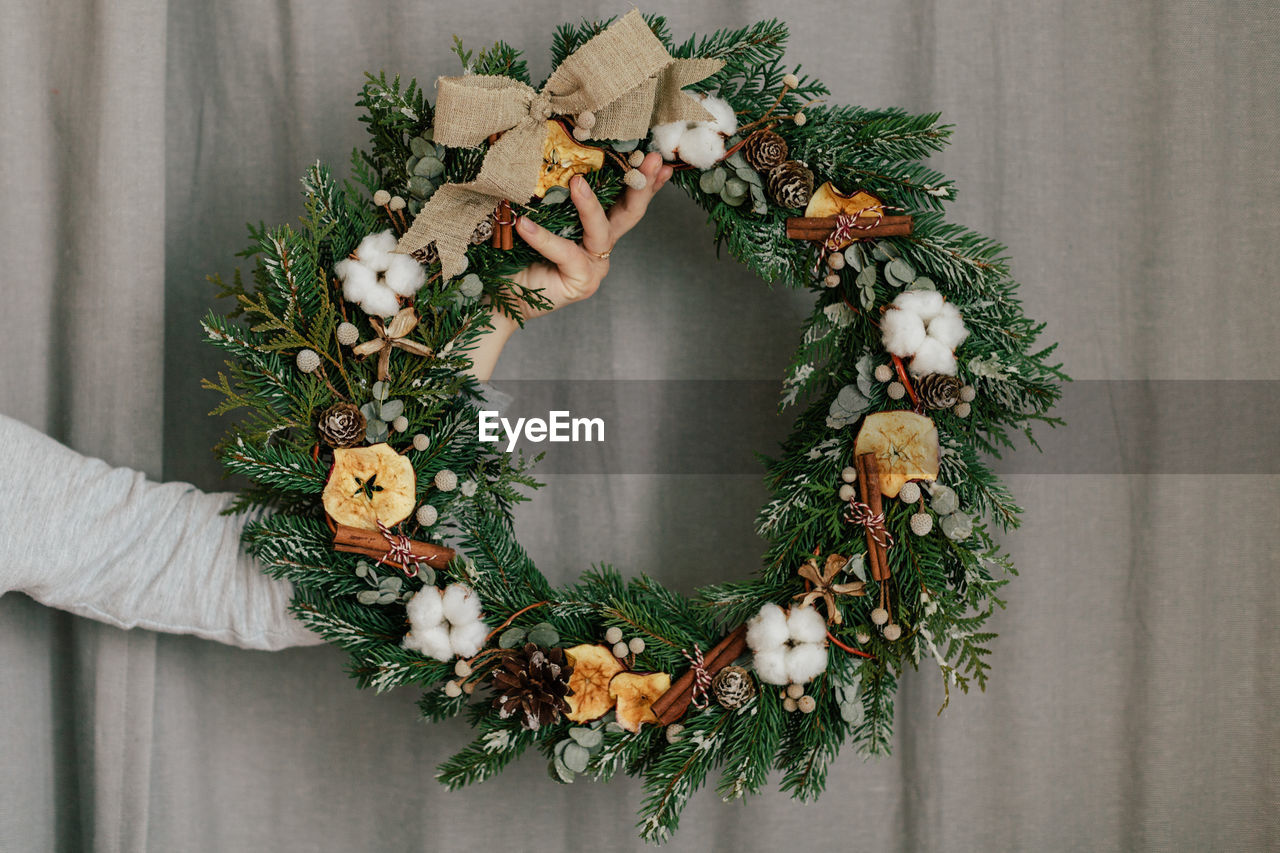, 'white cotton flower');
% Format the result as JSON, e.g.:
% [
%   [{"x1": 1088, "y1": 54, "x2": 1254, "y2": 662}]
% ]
[
  {"x1": 694, "y1": 94, "x2": 737, "y2": 135},
  {"x1": 881, "y1": 291, "x2": 969, "y2": 377},
  {"x1": 651, "y1": 121, "x2": 687, "y2": 160},
  {"x1": 334, "y1": 229, "x2": 427, "y2": 318},
  {"x1": 403, "y1": 583, "x2": 489, "y2": 661},
  {"x1": 746, "y1": 602, "x2": 829, "y2": 686},
  {"x1": 674, "y1": 124, "x2": 725, "y2": 169}
]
